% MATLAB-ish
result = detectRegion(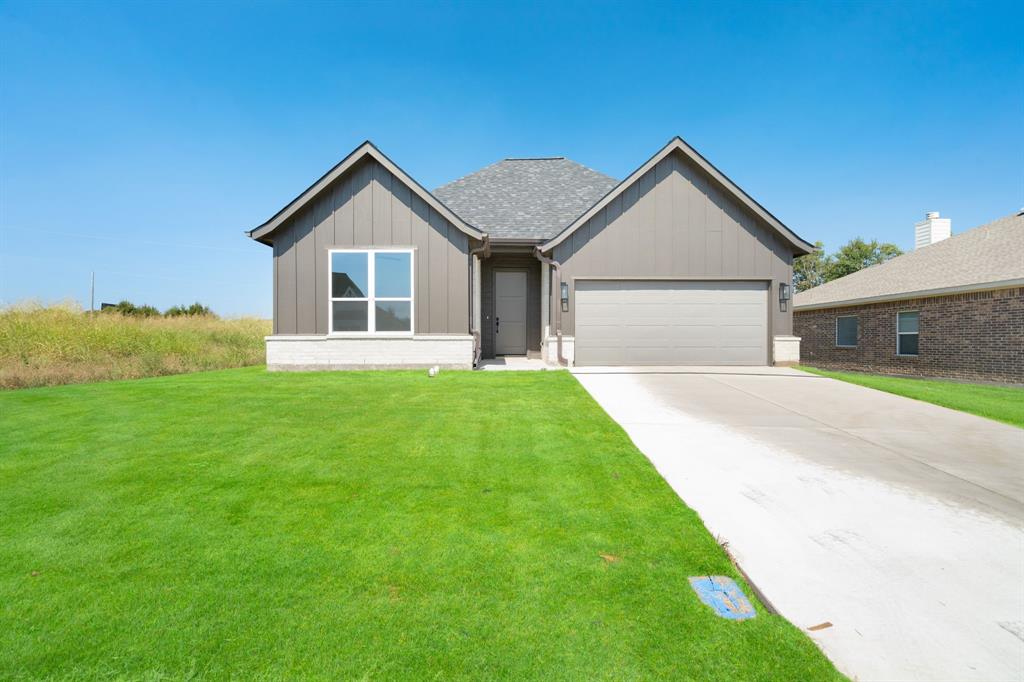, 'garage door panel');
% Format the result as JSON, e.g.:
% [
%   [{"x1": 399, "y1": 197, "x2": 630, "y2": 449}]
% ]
[
  {"x1": 723, "y1": 301, "x2": 766, "y2": 313},
  {"x1": 583, "y1": 348, "x2": 621, "y2": 365},
  {"x1": 630, "y1": 330, "x2": 691, "y2": 347},
  {"x1": 653, "y1": 304, "x2": 716, "y2": 319},
  {"x1": 627, "y1": 347, "x2": 682, "y2": 364},
  {"x1": 628, "y1": 345, "x2": 714, "y2": 365},
  {"x1": 716, "y1": 346, "x2": 766, "y2": 364},
  {"x1": 575, "y1": 301, "x2": 622, "y2": 314},
  {"x1": 719, "y1": 326, "x2": 765, "y2": 345},
  {"x1": 667, "y1": 325, "x2": 718, "y2": 343},
  {"x1": 575, "y1": 280, "x2": 767, "y2": 366},
  {"x1": 718, "y1": 293, "x2": 763, "y2": 305},
  {"x1": 581, "y1": 330, "x2": 628, "y2": 342}
]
